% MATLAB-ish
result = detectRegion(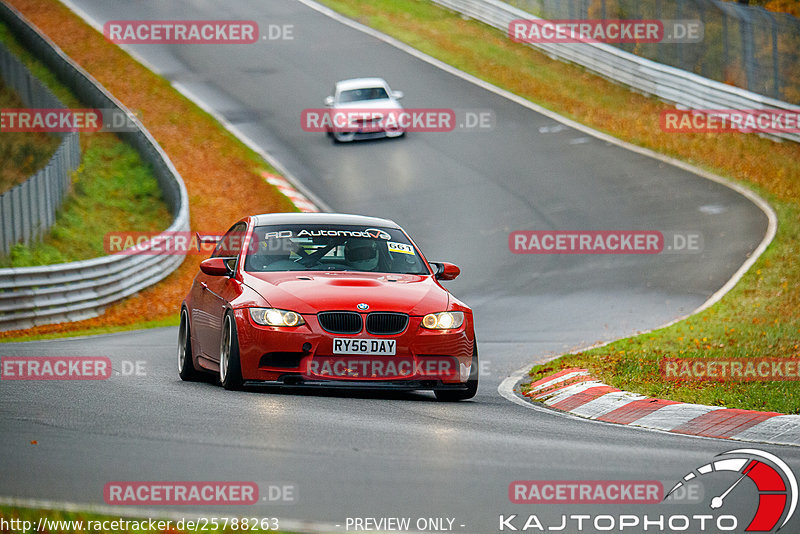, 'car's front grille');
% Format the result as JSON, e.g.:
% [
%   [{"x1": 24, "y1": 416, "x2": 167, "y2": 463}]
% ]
[
  {"x1": 366, "y1": 312, "x2": 409, "y2": 335},
  {"x1": 318, "y1": 312, "x2": 362, "y2": 334}
]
